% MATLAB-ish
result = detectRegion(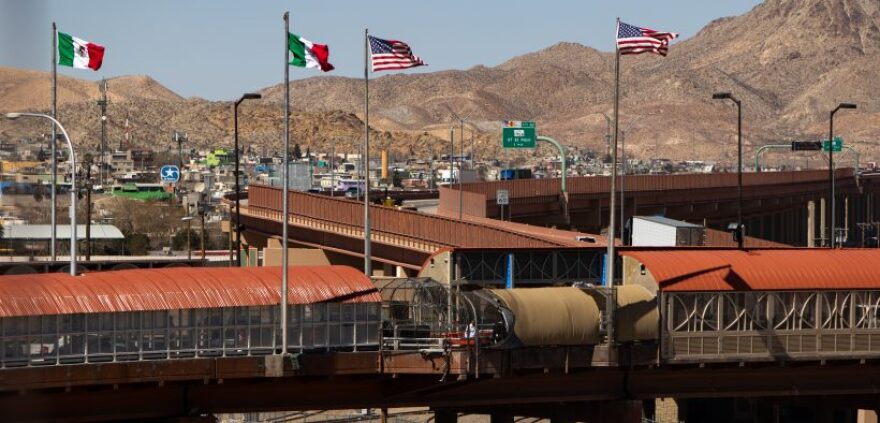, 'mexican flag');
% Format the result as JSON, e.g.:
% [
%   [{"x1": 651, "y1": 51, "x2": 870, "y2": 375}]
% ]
[
  {"x1": 288, "y1": 33, "x2": 334, "y2": 72},
  {"x1": 57, "y1": 32, "x2": 105, "y2": 71}
]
